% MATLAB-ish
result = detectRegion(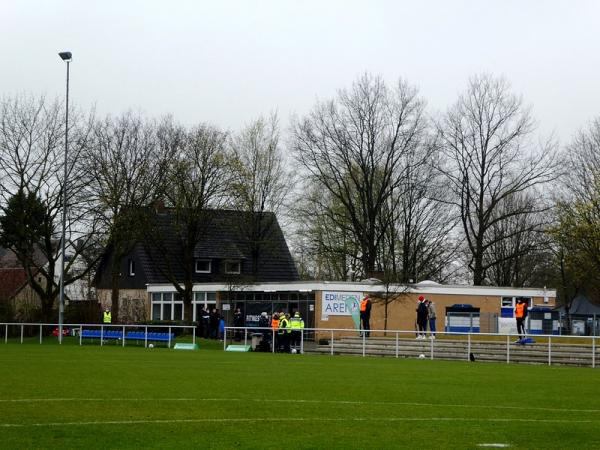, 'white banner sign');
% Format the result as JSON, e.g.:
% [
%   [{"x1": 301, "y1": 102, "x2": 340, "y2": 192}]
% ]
[
  {"x1": 322, "y1": 291, "x2": 361, "y2": 319},
  {"x1": 498, "y1": 317, "x2": 518, "y2": 335}
]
